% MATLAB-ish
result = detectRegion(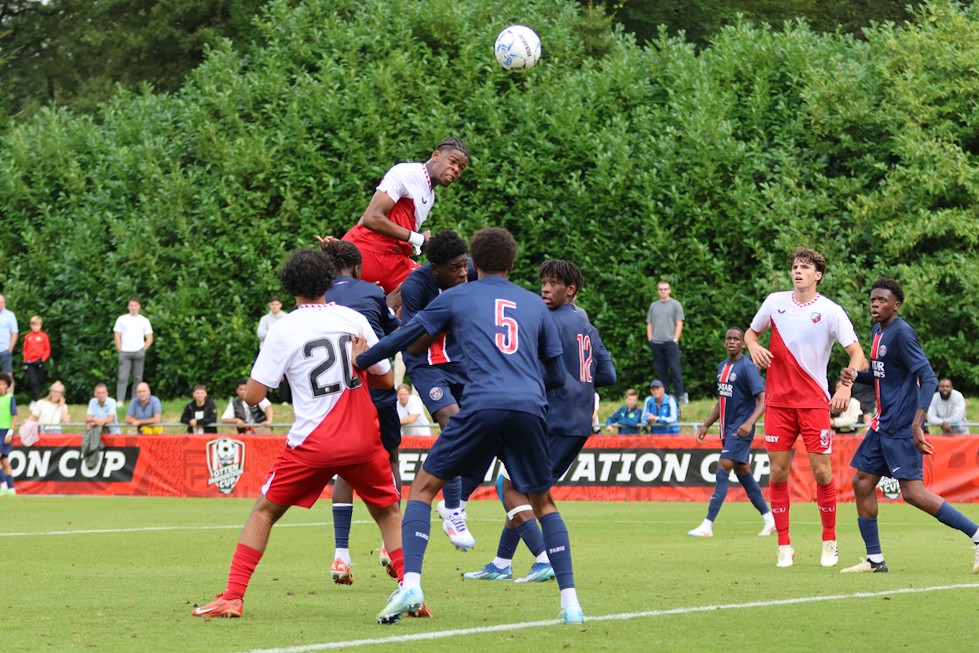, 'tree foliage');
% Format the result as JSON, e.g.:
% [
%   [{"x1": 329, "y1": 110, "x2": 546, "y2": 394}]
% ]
[{"x1": 2, "y1": 0, "x2": 979, "y2": 404}]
